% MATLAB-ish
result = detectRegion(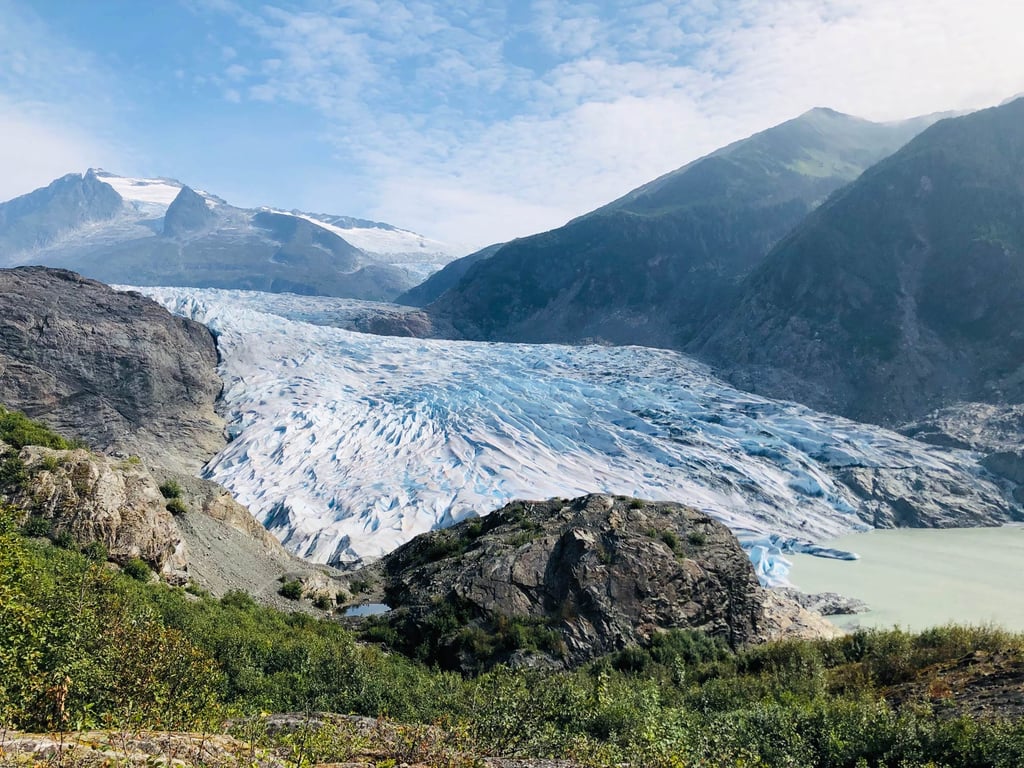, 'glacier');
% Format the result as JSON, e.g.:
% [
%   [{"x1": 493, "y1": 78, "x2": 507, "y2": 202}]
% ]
[{"x1": 134, "y1": 287, "x2": 1011, "y2": 582}]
